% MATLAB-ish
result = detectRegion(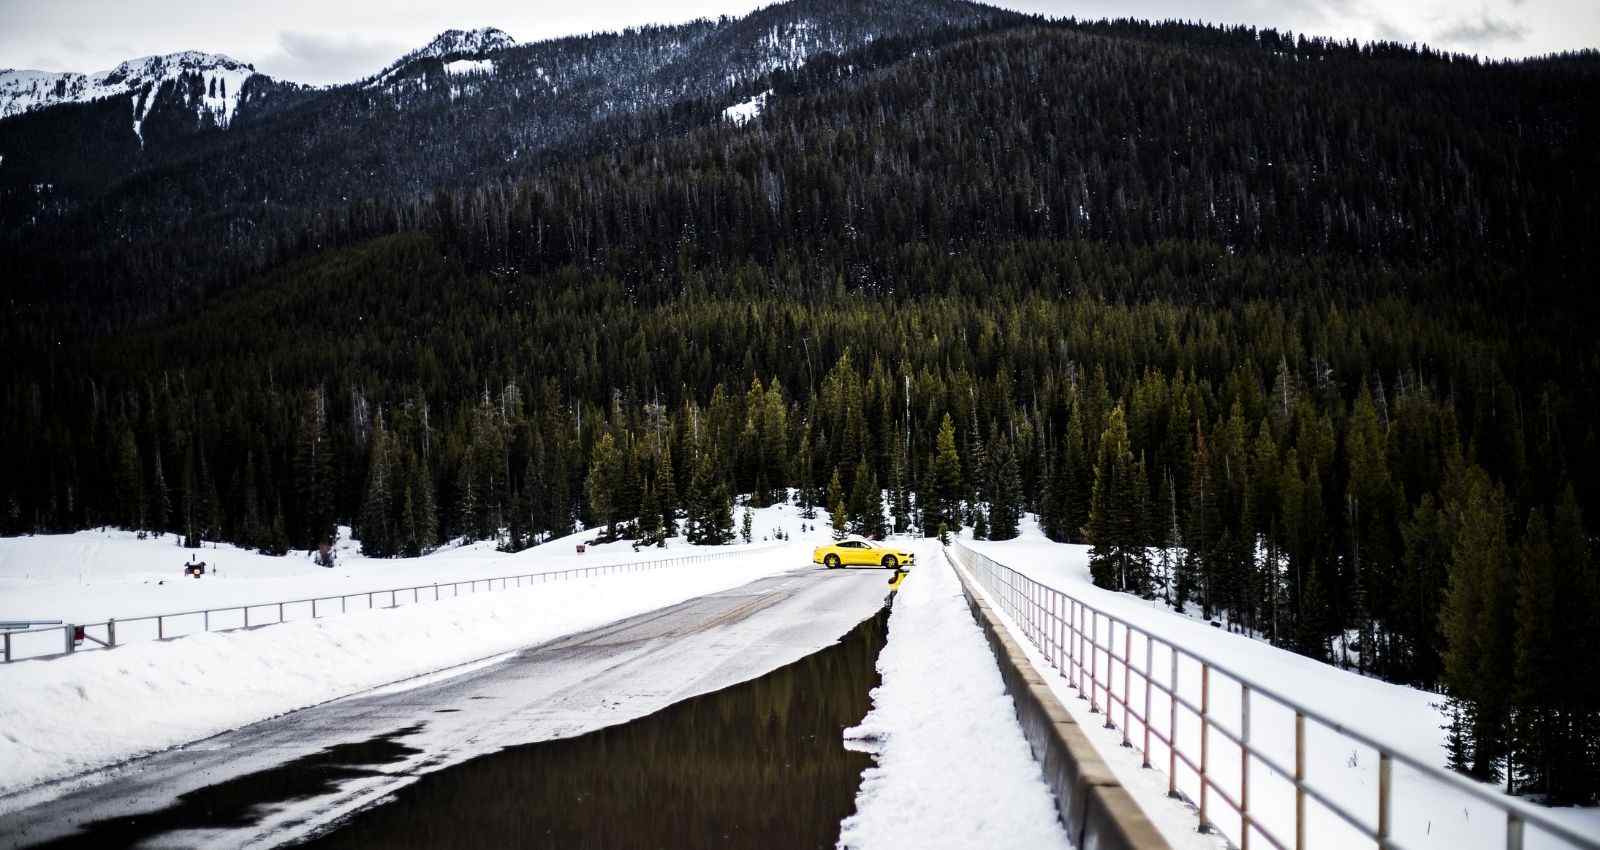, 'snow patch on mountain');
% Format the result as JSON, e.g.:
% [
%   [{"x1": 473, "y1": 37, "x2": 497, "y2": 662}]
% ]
[
  {"x1": 0, "y1": 51, "x2": 261, "y2": 131},
  {"x1": 723, "y1": 89, "x2": 771, "y2": 125},
  {"x1": 444, "y1": 59, "x2": 495, "y2": 77}
]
